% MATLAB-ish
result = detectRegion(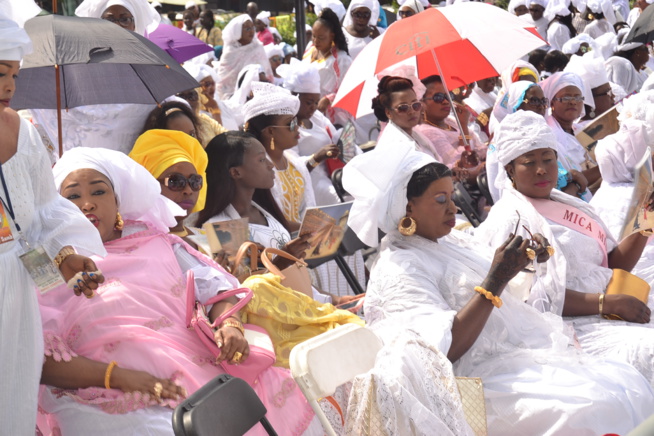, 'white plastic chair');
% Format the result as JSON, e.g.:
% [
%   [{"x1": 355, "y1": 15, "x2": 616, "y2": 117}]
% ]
[{"x1": 289, "y1": 324, "x2": 383, "y2": 436}]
